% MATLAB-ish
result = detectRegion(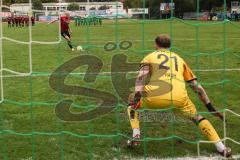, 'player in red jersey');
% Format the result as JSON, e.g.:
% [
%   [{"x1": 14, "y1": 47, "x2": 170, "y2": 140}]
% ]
[
  {"x1": 7, "y1": 16, "x2": 11, "y2": 28},
  {"x1": 15, "y1": 16, "x2": 18, "y2": 27},
  {"x1": 21, "y1": 16, "x2": 25, "y2": 27},
  {"x1": 49, "y1": 12, "x2": 75, "y2": 51},
  {"x1": 24, "y1": 16, "x2": 29, "y2": 26},
  {"x1": 31, "y1": 16, "x2": 35, "y2": 26},
  {"x1": 11, "y1": 15, "x2": 16, "y2": 27}
]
